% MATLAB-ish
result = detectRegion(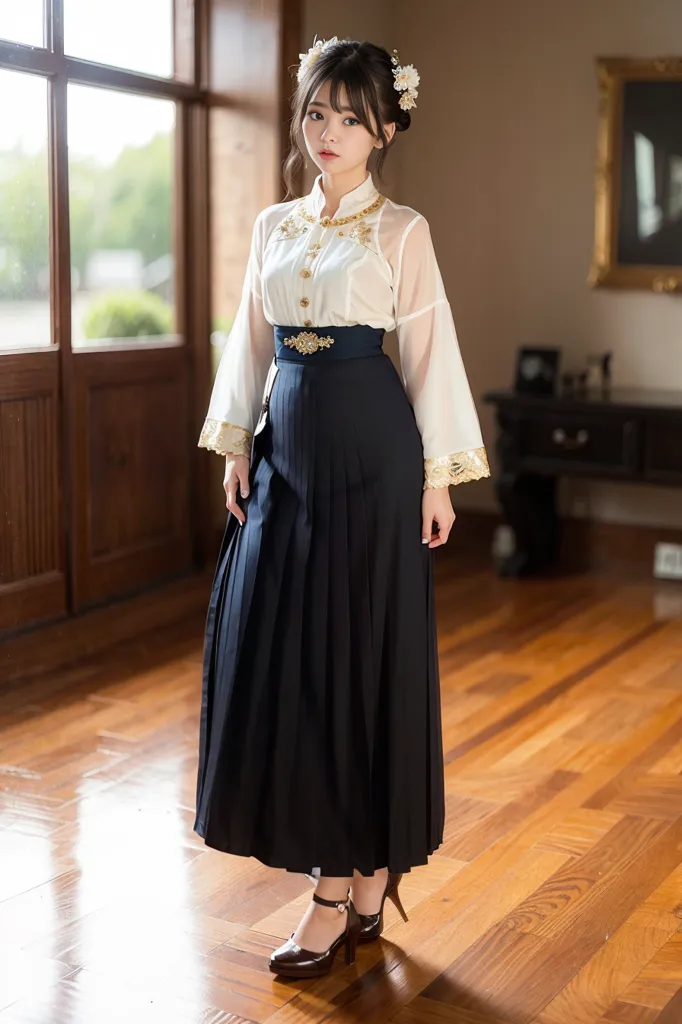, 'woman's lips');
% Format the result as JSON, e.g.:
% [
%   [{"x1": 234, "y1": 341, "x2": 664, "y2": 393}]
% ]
[{"x1": 319, "y1": 151, "x2": 339, "y2": 160}]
